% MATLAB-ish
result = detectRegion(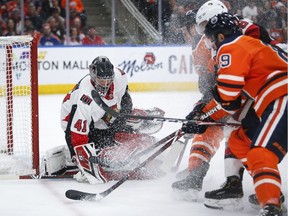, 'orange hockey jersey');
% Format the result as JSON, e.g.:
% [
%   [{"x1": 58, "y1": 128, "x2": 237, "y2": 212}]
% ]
[{"x1": 215, "y1": 35, "x2": 287, "y2": 117}]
